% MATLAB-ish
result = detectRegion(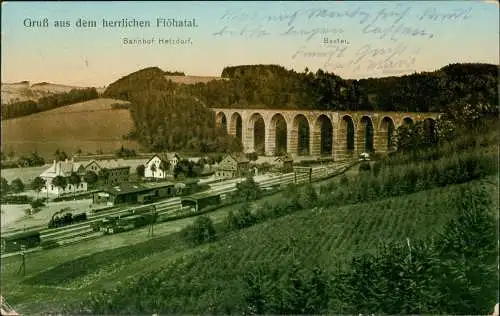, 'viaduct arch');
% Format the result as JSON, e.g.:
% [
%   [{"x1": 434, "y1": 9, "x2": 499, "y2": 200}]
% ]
[{"x1": 212, "y1": 108, "x2": 440, "y2": 160}]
